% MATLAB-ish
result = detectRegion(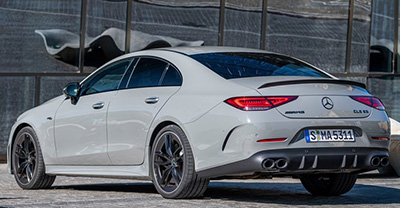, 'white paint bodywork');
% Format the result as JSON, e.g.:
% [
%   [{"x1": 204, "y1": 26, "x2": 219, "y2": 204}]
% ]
[
  {"x1": 54, "y1": 91, "x2": 116, "y2": 165},
  {"x1": 7, "y1": 47, "x2": 391, "y2": 179},
  {"x1": 107, "y1": 87, "x2": 180, "y2": 165}
]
